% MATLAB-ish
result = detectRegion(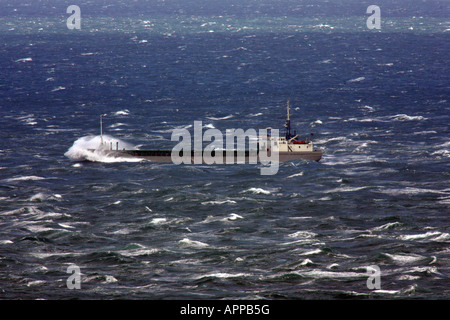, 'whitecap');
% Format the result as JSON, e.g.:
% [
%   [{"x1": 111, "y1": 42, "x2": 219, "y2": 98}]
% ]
[
  {"x1": 150, "y1": 218, "x2": 167, "y2": 225},
  {"x1": 362, "y1": 105, "x2": 374, "y2": 111},
  {"x1": 324, "y1": 186, "x2": 370, "y2": 193},
  {"x1": 399, "y1": 231, "x2": 448, "y2": 241},
  {"x1": 348, "y1": 76, "x2": 365, "y2": 83},
  {"x1": 287, "y1": 171, "x2": 304, "y2": 178},
  {"x1": 378, "y1": 187, "x2": 446, "y2": 196},
  {"x1": 195, "y1": 272, "x2": 251, "y2": 279},
  {"x1": 113, "y1": 109, "x2": 130, "y2": 116},
  {"x1": 413, "y1": 130, "x2": 437, "y2": 135},
  {"x1": 29, "y1": 192, "x2": 62, "y2": 202},
  {"x1": 299, "y1": 259, "x2": 314, "y2": 266},
  {"x1": 203, "y1": 123, "x2": 215, "y2": 129},
  {"x1": 201, "y1": 200, "x2": 237, "y2": 205},
  {"x1": 299, "y1": 248, "x2": 322, "y2": 256},
  {"x1": 373, "y1": 289, "x2": 401, "y2": 295},
  {"x1": 206, "y1": 115, "x2": 234, "y2": 120},
  {"x1": 118, "y1": 248, "x2": 159, "y2": 257},
  {"x1": 15, "y1": 57, "x2": 32, "y2": 63},
  {"x1": 27, "y1": 280, "x2": 46, "y2": 287},
  {"x1": 431, "y1": 149, "x2": 450, "y2": 158},
  {"x1": 51, "y1": 86, "x2": 66, "y2": 92},
  {"x1": 222, "y1": 213, "x2": 243, "y2": 221},
  {"x1": 178, "y1": 238, "x2": 209, "y2": 248},
  {"x1": 389, "y1": 114, "x2": 427, "y2": 121},
  {"x1": 5, "y1": 175, "x2": 46, "y2": 182},
  {"x1": 297, "y1": 270, "x2": 364, "y2": 279},
  {"x1": 25, "y1": 225, "x2": 59, "y2": 233},
  {"x1": 243, "y1": 187, "x2": 271, "y2": 195},
  {"x1": 104, "y1": 275, "x2": 118, "y2": 283},
  {"x1": 372, "y1": 222, "x2": 402, "y2": 231},
  {"x1": 288, "y1": 231, "x2": 316, "y2": 238},
  {"x1": 384, "y1": 253, "x2": 426, "y2": 265},
  {"x1": 58, "y1": 223, "x2": 75, "y2": 229}
]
